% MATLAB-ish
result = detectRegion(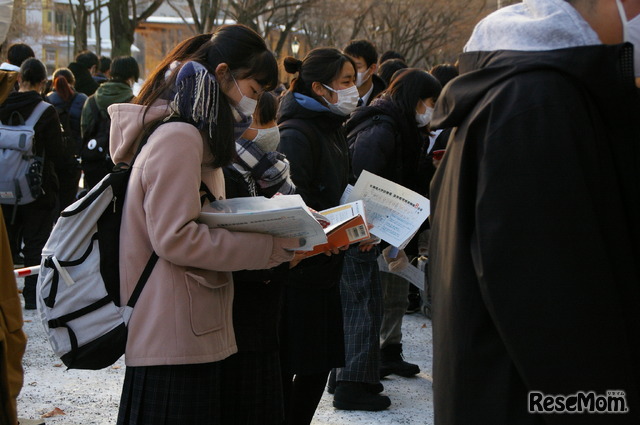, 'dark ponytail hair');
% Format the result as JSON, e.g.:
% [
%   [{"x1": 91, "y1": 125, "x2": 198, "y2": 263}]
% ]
[
  {"x1": 254, "y1": 91, "x2": 278, "y2": 125},
  {"x1": 19, "y1": 58, "x2": 47, "y2": 86},
  {"x1": 384, "y1": 68, "x2": 442, "y2": 121},
  {"x1": 52, "y1": 68, "x2": 76, "y2": 102},
  {"x1": 136, "y1": 24, "x2": 278, "y2": 168},
  {"x1": 283, "y1": 48, "x2": 356, "y2": 104}
]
